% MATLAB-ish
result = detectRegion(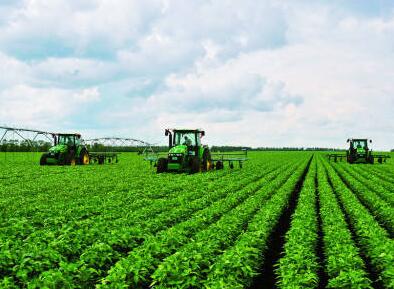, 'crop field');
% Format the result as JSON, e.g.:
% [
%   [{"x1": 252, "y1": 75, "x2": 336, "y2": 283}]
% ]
[{"x1": 0, "y1": 152, "x2": 393, "y2": 289}]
